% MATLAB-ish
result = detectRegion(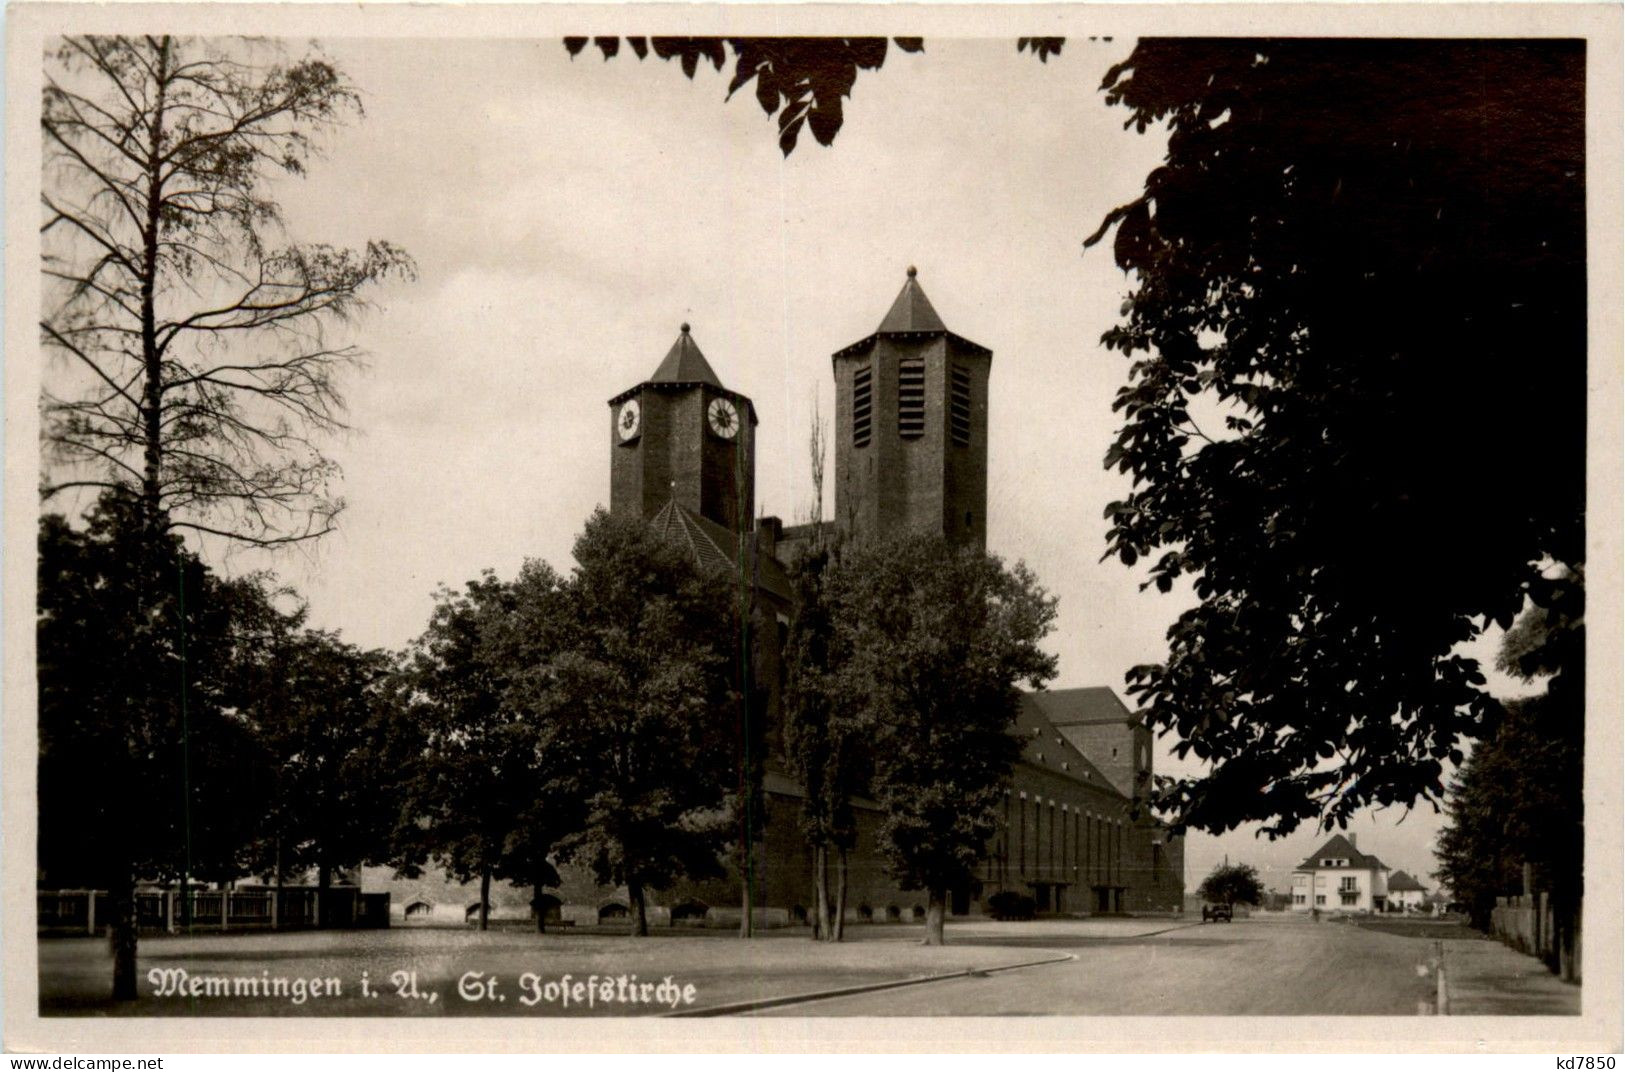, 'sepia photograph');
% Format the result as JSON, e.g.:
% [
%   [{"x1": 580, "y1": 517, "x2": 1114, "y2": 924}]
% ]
[{"x1": 4, "y1": 1, "x2": 1621, "y2": 1054}]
